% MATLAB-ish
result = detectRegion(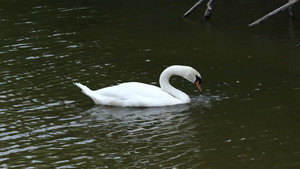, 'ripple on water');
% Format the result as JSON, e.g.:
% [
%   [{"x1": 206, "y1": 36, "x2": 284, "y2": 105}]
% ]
[
  {"x1": 0, "y1": 97, "x2": 90, "y2": 167},
  {"x1": 72, "y1": 97, "x2": 214, "y2": 167}
]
